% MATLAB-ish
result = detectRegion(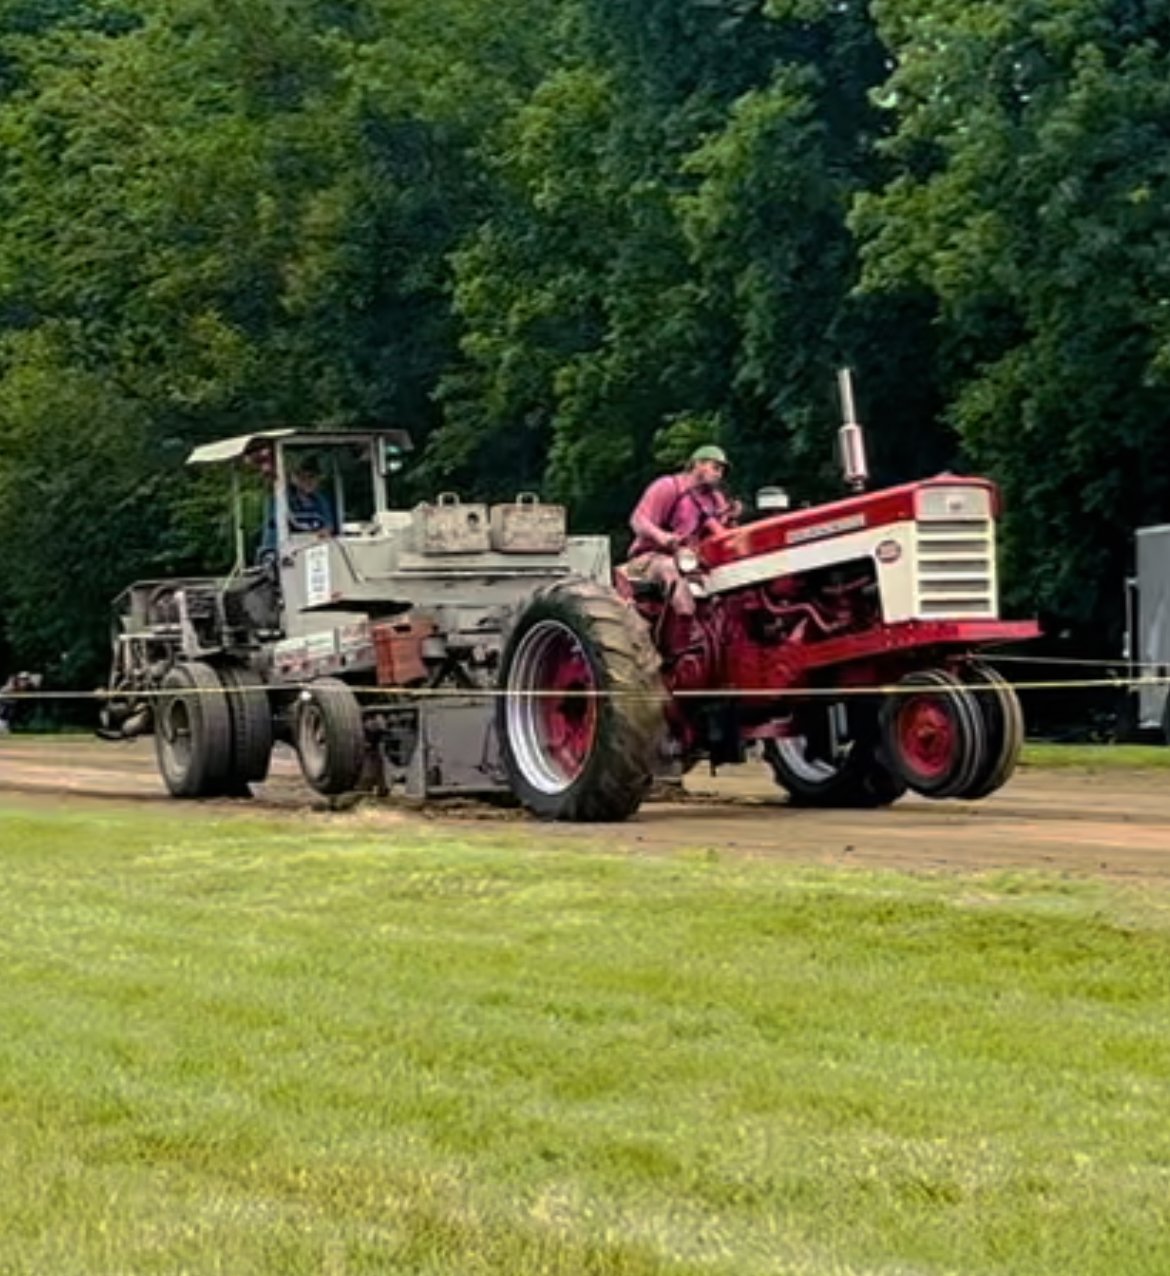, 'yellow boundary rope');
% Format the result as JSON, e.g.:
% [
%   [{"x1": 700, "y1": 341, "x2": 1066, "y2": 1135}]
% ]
[{"x1": 1, "y1": 673, "x2": 1166, "y2": 704}]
